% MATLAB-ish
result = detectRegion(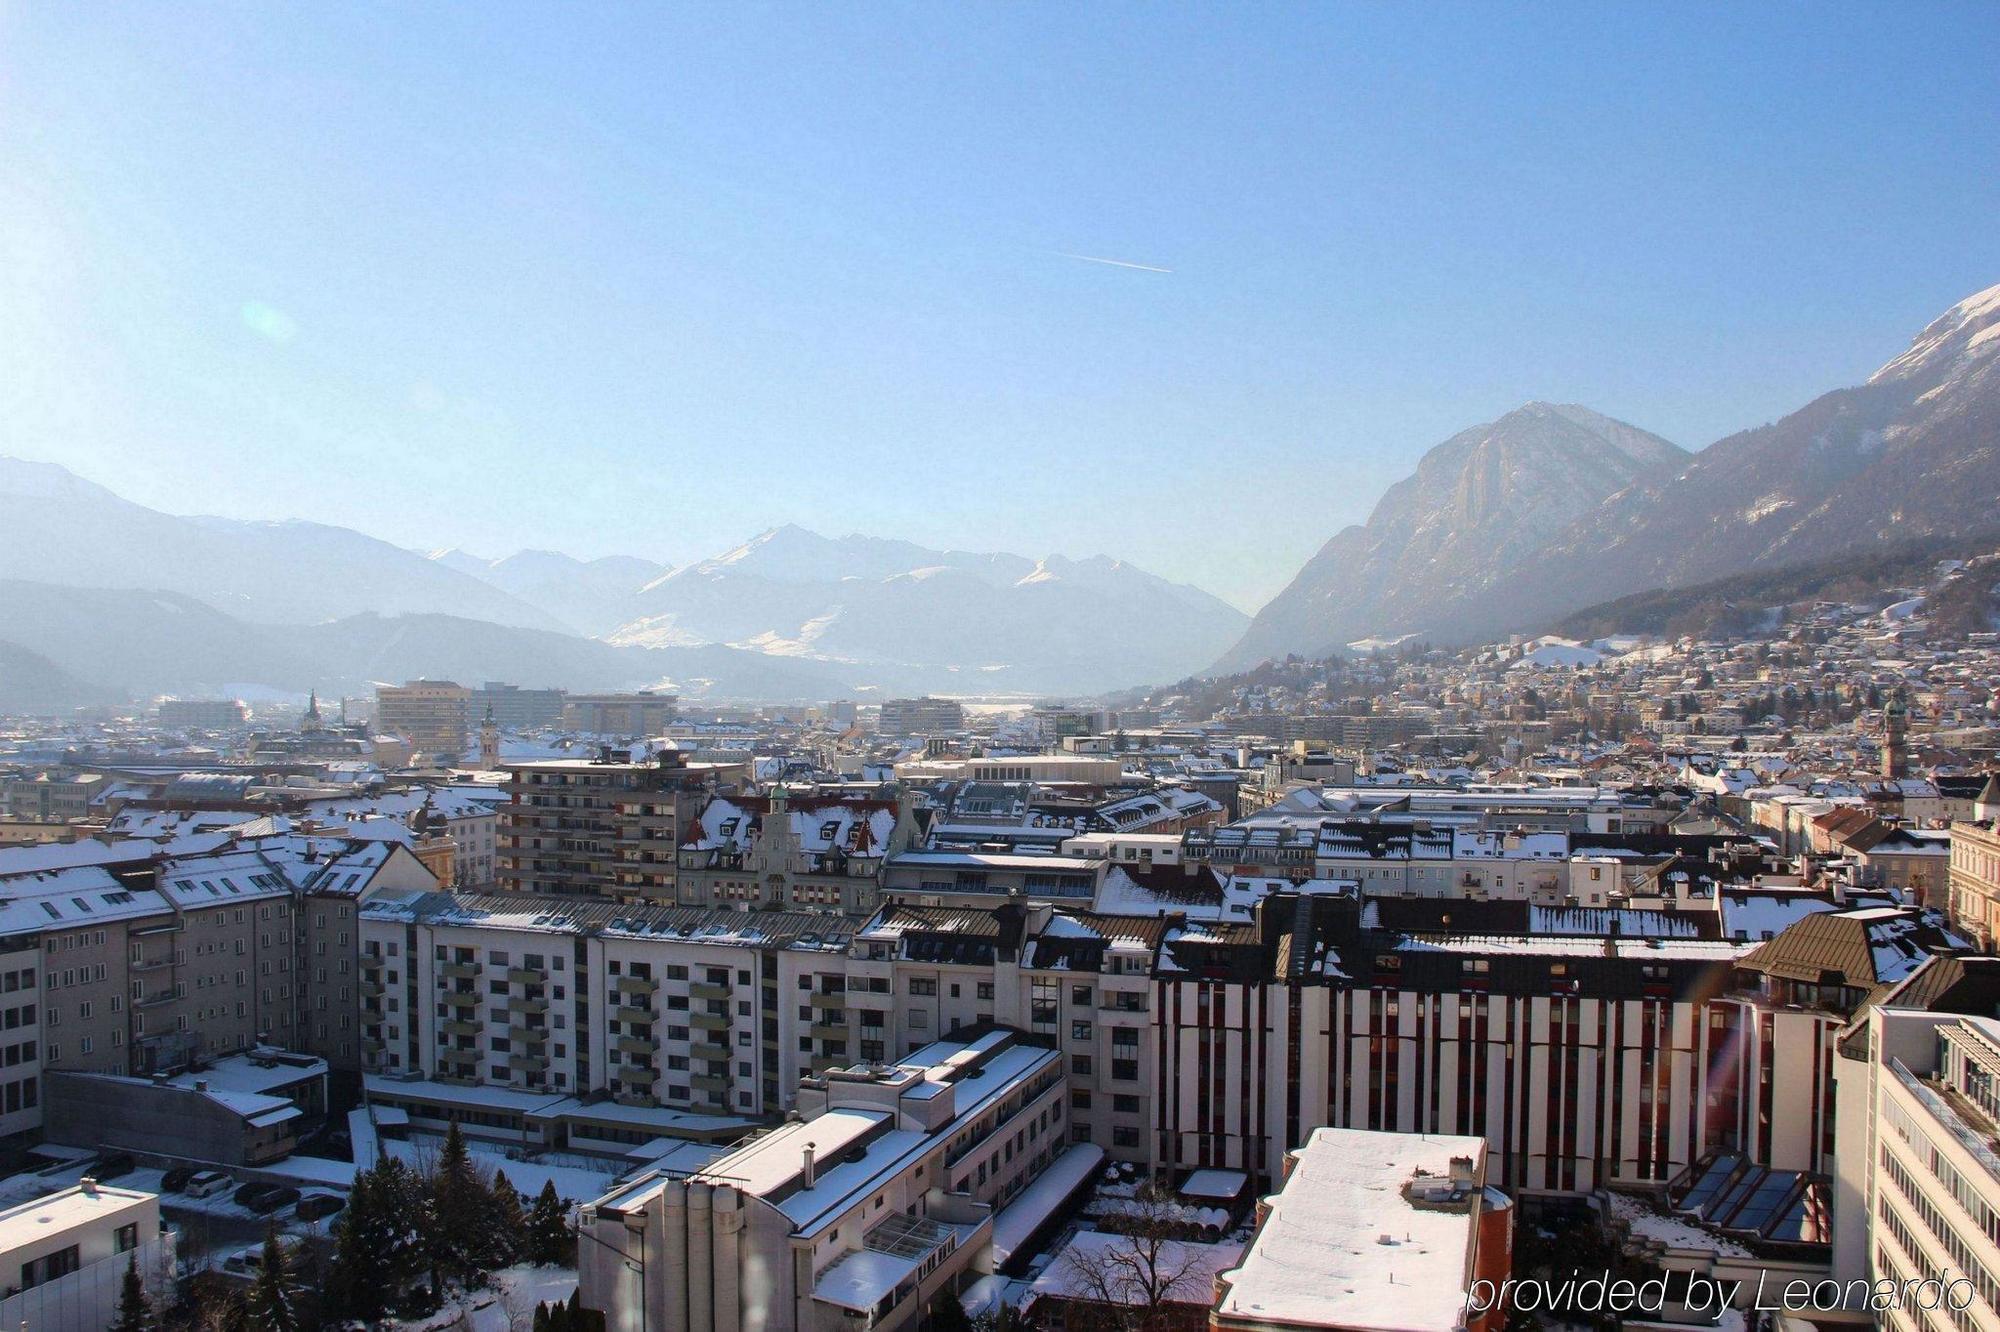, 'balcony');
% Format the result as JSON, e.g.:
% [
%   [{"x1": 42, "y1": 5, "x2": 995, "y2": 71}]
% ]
[
  {"x1": 441, "y1": 1018, "x2": 481, "y2": 1038},
  {"x1": 610, "y1": 1003, "x2": 655, "y2": 1025},
  {"x1": 440, "y1": 990, "x2": 479, "y2": 1010},
  {"x1": 508, "y1": 993, "x2": 550, "y2": 1014},
  {"x1": 810, "y1": 1022, "x2": 848, "y2": 1041},
  {"x1": 808, "y1": 991, "x2": 847, "y2": 1011},
  {"x1": 507, "y1": 967, "x2": 547, "y2": 986},
  {"x1": 509, "y1": 1026, "x2": 549, "y2": 1048},
  {"x1": 508, "y1": 1052, "x2": 548, "y2": 1073},
  {"x1": 692, "y1": 1072, "x2": 729, "y2": 1094},
  {"x1": 613, "y1": 975, "x2": 659, "y2": 997},
  {"x1": 692, "y1": 1041, "x2": 732, "y2": 1063},
  {"x1": 613, "y1": 1065, "x2": 655, "y2": 1088},
  {"x1": 441, "y1": 960, "x2": 481, "y2": 981},
  {"x1": 359, "y1": 978, "x2": 385, "y2": 998},
  {"x1": 615, "y1": 1034, "x2": 654, "y2": 1057},
  {"x1": 689, "y1": 980, "x2": 731, "y2": 1002},
  {"x1": 692, "y1": 1012, "x2": 731, "y2": 1032}
]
